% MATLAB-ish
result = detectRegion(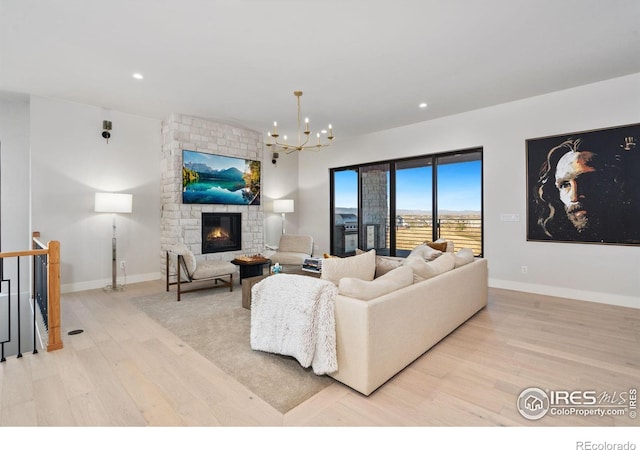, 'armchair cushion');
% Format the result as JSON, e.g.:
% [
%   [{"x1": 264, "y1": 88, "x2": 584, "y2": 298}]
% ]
[
  {"x1": 270, "y1": 234, "x2": 314, "y2": 266},
  {"x1": 270, "y1": 251, "x2": 310, "y2": 265},
  {"x1": 172, "y1": 244, "x2": 197, "y2": 276},
  {"x1": 277, "y1": 234, "x2": 314, "y2": 255},
  {"x1": 191, "y1": 261, "x2": 237, "y2": 280}
]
